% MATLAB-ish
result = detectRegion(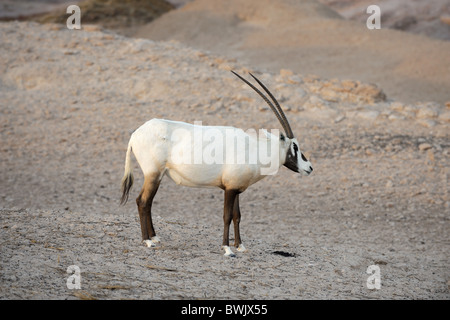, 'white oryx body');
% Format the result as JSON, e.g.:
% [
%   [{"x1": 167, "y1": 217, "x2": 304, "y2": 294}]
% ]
[
  {"x1": 126, "y1": 118, "x2": 304, "y2": 192},
  {"x1": 121, "y1": 71, "x2": 313, "y2": 257}
]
